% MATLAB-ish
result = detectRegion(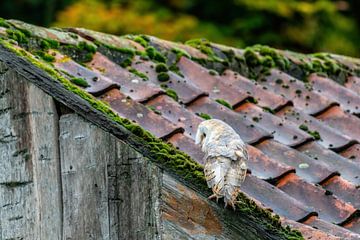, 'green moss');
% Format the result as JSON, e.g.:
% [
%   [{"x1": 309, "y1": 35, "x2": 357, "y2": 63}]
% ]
[
  {"x1": 77, "y1": 41, "x2": 97, "y2": 53},
  {"x1": 299, "y1": 124, "x2": 308, "y2": 131},
  {"x1": 215, "y1": 99, "x2": 233, "y2": 109},
  {"x1": 148, "y1": 106, "x2": 162, "y2": 115},
  {"x1": 145, "y1": 46, "x2": 167, "y2": 63},
  {"x1": 129, "y1": 67, "x2": 148, "y2": 80},
  {"x1": 0, "y1": 18, "x2": 10, "y2": 28},
  {"x1": 197, "y1": 112, "x2": 212, "y2": 120},
  {"x1": 165, "y1": 89, "x2": 178, "y2": 101},
  {"x1": 70, "y1": 77, "x2": 90, "y2": 88},
  {"x1": 263, "y1": 107, "x2": 275, "y2": 114},
  {"x1": 1, "y1": 38, "x2": 303, "y2": 240},
  {"x1": 185, "y1": 38, "x2": 223, "y2": 62},
  {"x1": 40, "y1": 39, "x2": 60, "y2": 50},
  {"x1": 155, "y1": 63, "x2": 168, "y2": 73},
  {"x1": 208, "y1": 69, "x2": 218, "y2": 76},
  {"x1": 157, "y1": 72, "x2": 170, "y2": 82},
  {"x1": 299, "y1": 124, "x2": 321, "y2": 140},
  {"x1": 6, "y1": 29, "x2": 28, "y2": 44},
  {"x1": 133, "y1": 35, "x2": 149, "y2": 47},
  {"x1": 244, "y1": 48, "x2": 261, "y2": 67},
  {"x1": 34, "y1": 50, "x2": 55, "y2": 62},
  {"x1": 120, "y1": 58, "x2": 133, "y2": 68},
  {"x1": 171, "y1": 47, "x2": 191, "y2": 61},
  {"x1": 169, "y1": 64, "x2": 184, "y2": 77}
]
